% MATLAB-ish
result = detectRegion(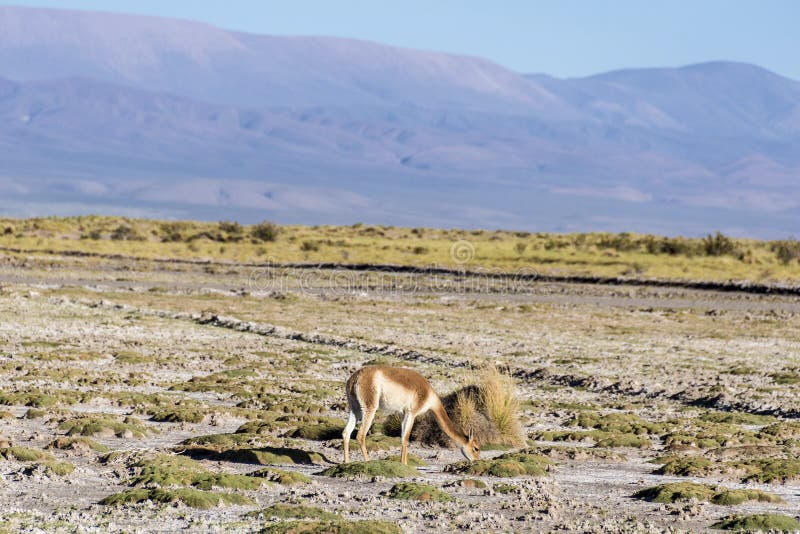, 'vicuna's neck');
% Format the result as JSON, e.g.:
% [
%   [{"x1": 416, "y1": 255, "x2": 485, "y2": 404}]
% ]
[{"x1": 430, "y1": 396, "x2": 468, "y2": 447}]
